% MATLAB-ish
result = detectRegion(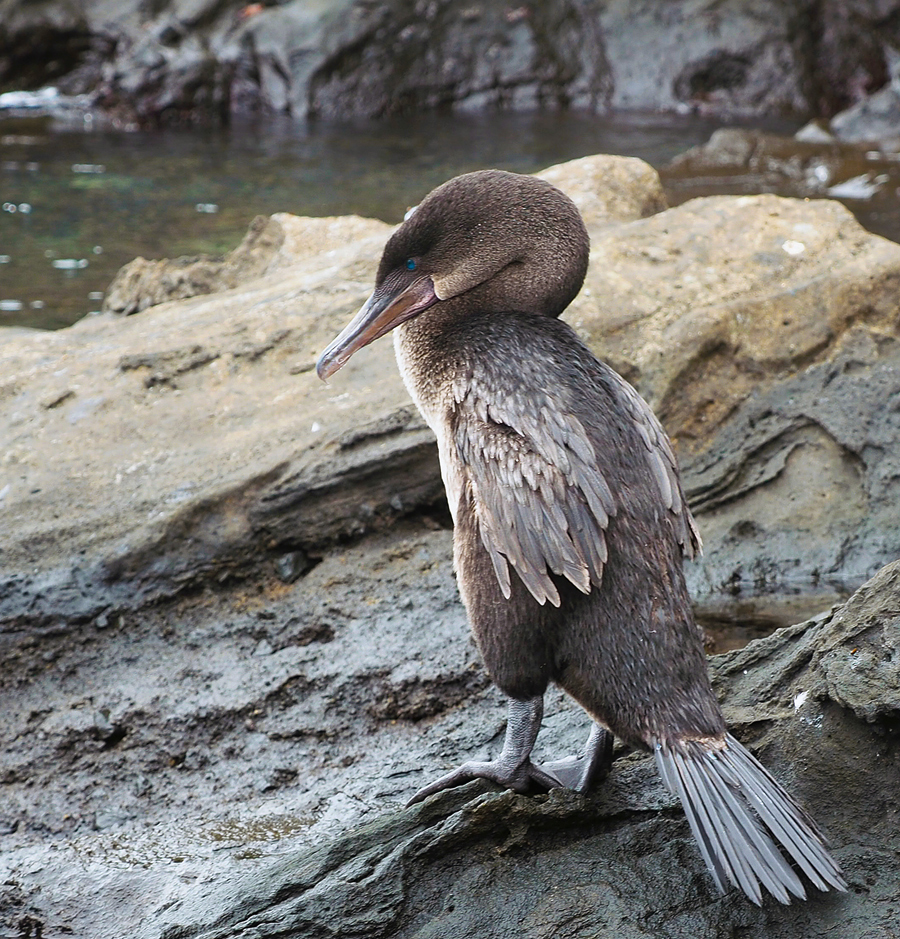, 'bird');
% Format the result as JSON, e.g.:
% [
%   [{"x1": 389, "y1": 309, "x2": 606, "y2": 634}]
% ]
[{"x1": 315, "y1": 168, "x2": 847, "y2": 905}]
